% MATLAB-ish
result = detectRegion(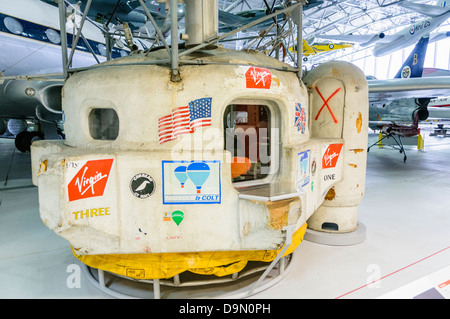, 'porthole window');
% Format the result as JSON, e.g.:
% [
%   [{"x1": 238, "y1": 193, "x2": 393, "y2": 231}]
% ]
[
  {"x1": 45, "y1": 29, "x2": 61, "y2": 44},
  {"x1": 88, "y1": 108, "x2": 119, "y2": 140},
  {"x1": 224, "y1": 104, "x2": 274, "y2": 183},
  {"x1": 115, "y1": 38, "x2": 124, "y2": 48},
  {"x1": 97, "y1": 43, "x2": 107, "y2": 56},
  {"x1": 4, "y1": 17, "x2": 23, "y2": 34}
]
